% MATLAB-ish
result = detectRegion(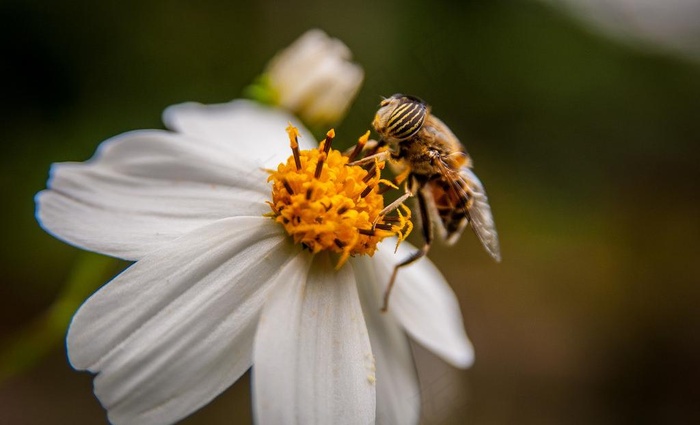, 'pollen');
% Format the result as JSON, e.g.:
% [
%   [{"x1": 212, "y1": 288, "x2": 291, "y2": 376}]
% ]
[{"x1": 268, "y1": 124, "x2": 413, "y2": 268}]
